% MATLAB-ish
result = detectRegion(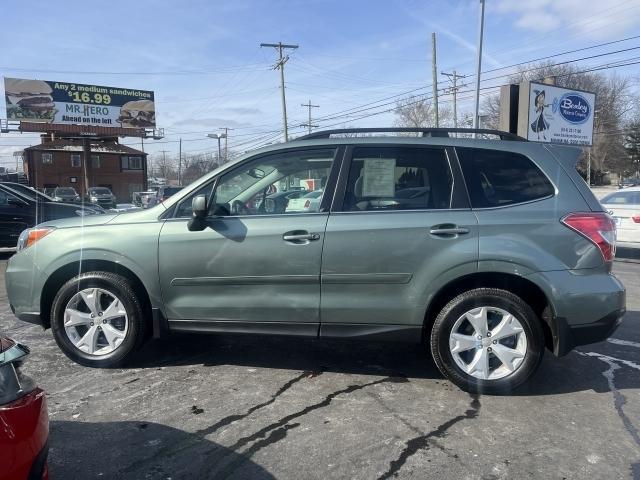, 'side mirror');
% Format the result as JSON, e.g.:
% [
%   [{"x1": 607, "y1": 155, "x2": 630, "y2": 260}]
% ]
[
  {"x1": 192, "y1": 195, "x2": 207, "y2": 217},
  {"x1": 187, "y1": 195, "x2": 208, "y2": 231}
]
